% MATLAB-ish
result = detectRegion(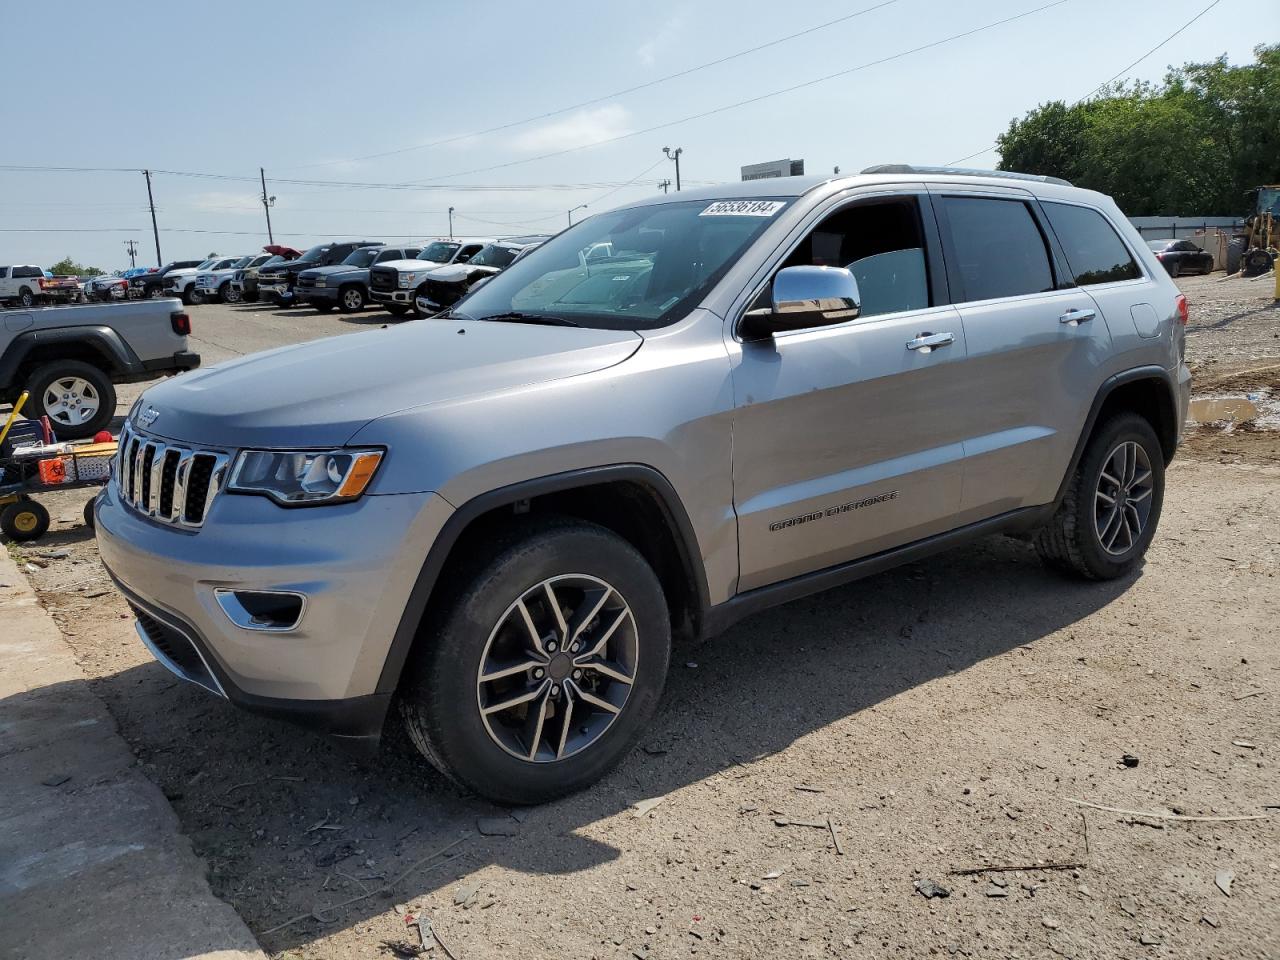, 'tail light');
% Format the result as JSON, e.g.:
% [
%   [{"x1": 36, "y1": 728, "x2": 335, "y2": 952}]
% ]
[
  {"x1": 171, "y1": 311, "x2": 191, "y2": 335},
  {"x1": 38, "y1": 278, "x2": 48, "y2": 289},
  {"x1": 1174, "y1": 294, "x2": 1188, "y2": 326}
]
